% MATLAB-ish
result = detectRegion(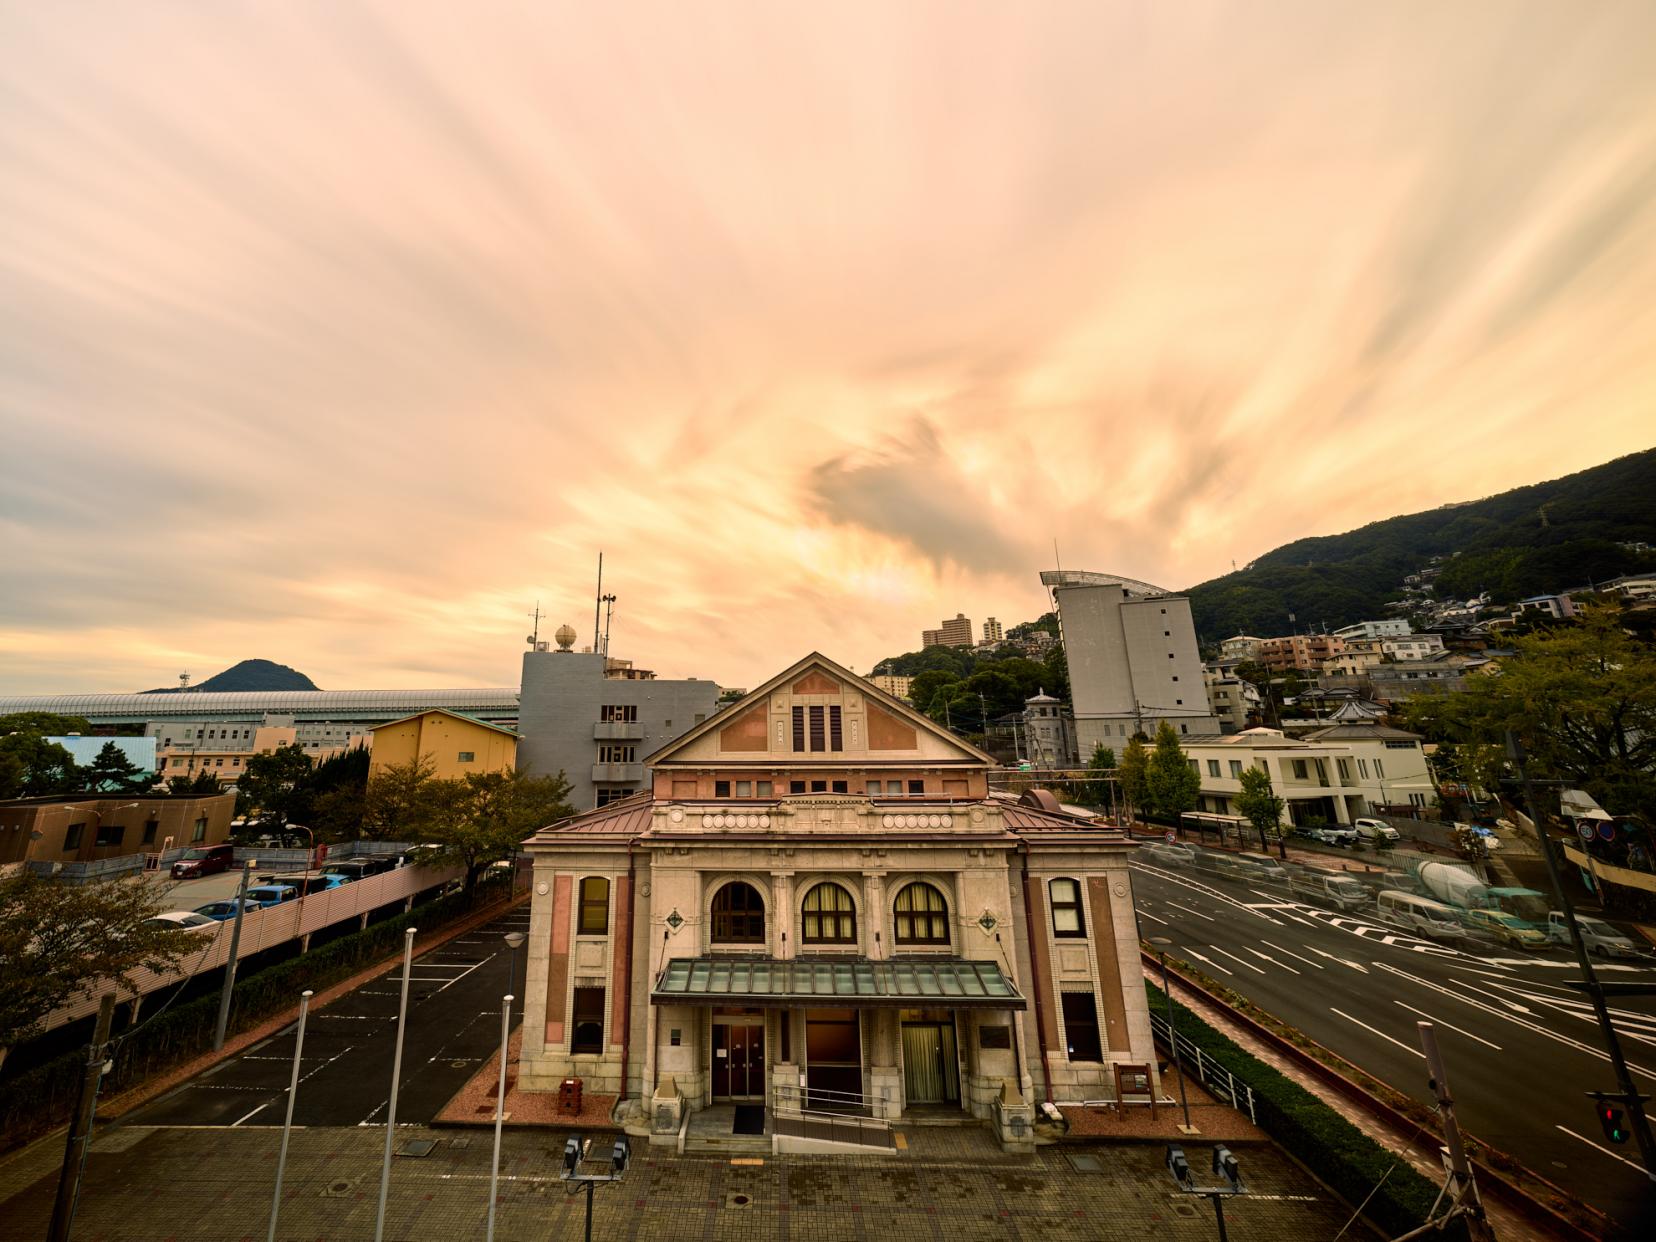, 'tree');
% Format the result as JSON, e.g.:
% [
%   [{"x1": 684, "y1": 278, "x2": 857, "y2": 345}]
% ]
[
  {"x1": 304, "y1": 745, "x2": 371, "y2": 841},
  {"x1": 423, "y1": 769, "x2": 573, "y2": 890},
  {"x1": 1080, "y1": 744, "x2": 1116, "y2": 811},
  {"x1": 361, "y1": 755, "x2": 441, "y2": 842},
  {"x1": 1405, "y1": 607, "x2": 1656, "y2": 822},
  {"x1": 87, "y1": 740, "x2": 153, "y2": 793},
  {"x1": 167, "y1": 771, "x2": 223, "y2": 796},
  {"x1": 0, "y1": 871, "x2": 190, "y2": 1070},
  {"x1": 236, "y1": 743, "x2": 315, "y2": 827},
  {"x1": 1236, "y1": 765, "x2": 1287, "y2": 857},
  {"x1": 0, "y1": 733, "x2": 81, "y2": 798},
  {"x1": 0, "y1": 711, "x2": 92, "y2": 736},
  {"x1": 1117, "y1": 736, "x2": 1149, "y2": 825},
  {"x1": 1144, "y1": 721, "x2": 1200, "y2": 823}
]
